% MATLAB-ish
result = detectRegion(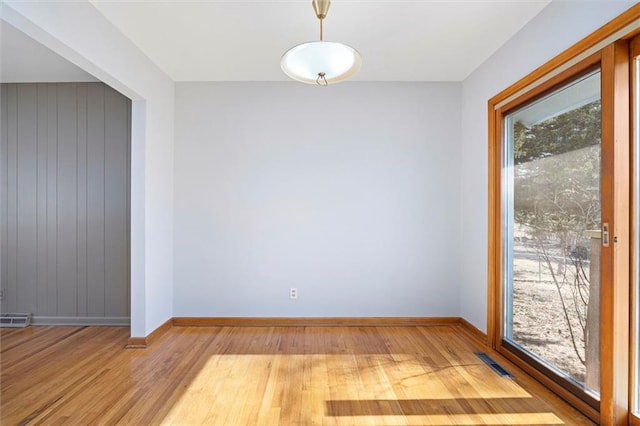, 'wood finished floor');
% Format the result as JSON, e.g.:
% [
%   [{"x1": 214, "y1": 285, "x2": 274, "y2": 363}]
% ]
[{"x1": 1, "y1": 325, "x2": 594, "y2": 425}]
